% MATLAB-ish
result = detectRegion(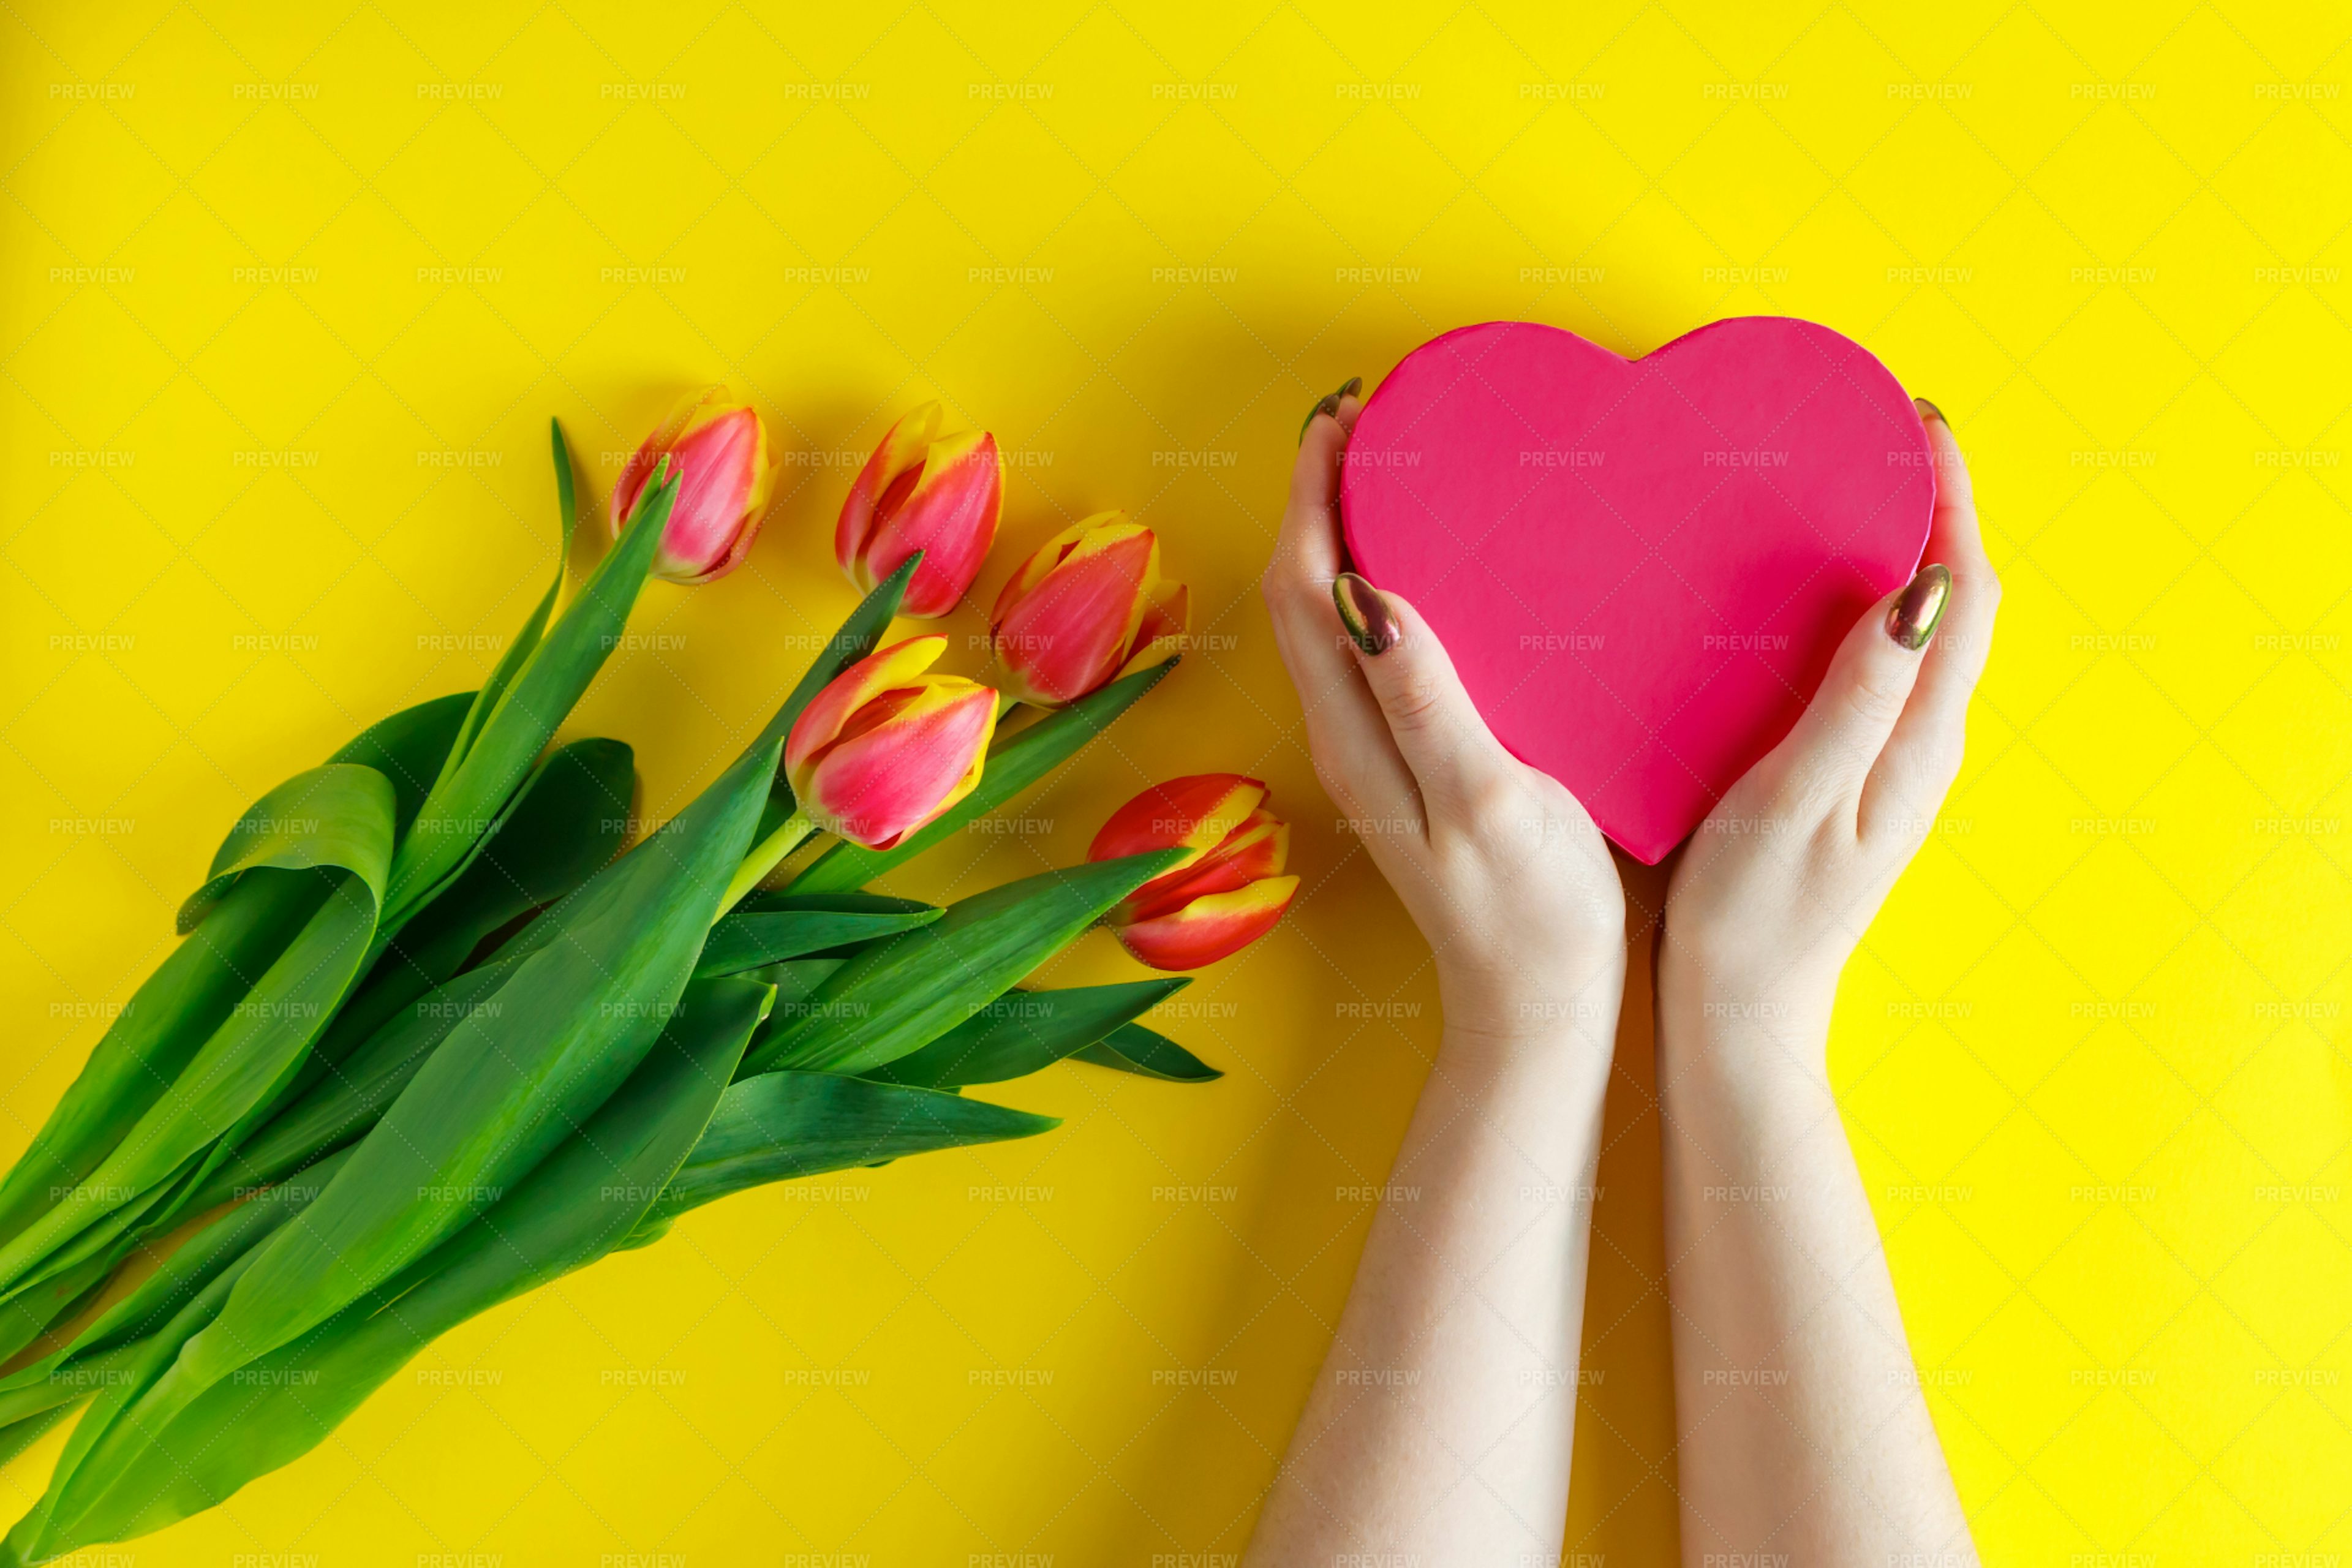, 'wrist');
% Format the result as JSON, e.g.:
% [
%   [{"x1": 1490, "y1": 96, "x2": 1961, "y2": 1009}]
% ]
[
  {"x1": 1657, "y1": 950, "x2": 1836, "y2": 1088},
  {"x1": 1435, "y1": 943, "x2": 1626, "y2": 1055},
  {"x1": 1658, "y1": 936, "x2": 1834, "y2": 1027},
  {"x1": 1659, "y1": 918, "x2": 1845, "y2": 1005},
  {"x1": 1433, "y1": 1021, "x2": 1616, "y2": 1117}
]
